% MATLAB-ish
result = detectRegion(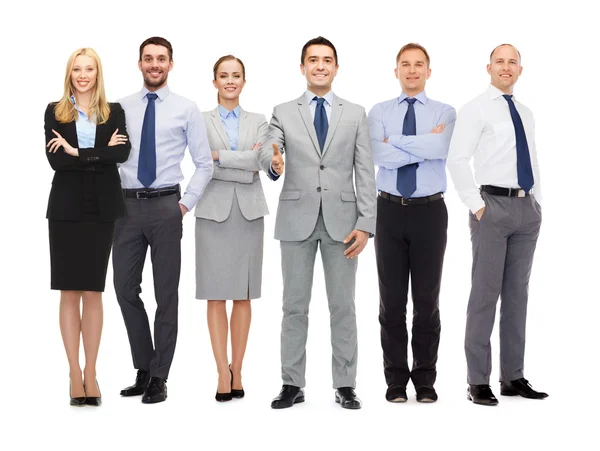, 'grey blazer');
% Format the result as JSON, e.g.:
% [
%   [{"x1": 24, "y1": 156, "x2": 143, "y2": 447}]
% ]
[
  {"x1": 258, "y1": 94, "x2": 377, "y2": 242},
  {"x1": 194, "y1": 107, "x2": 269, "y2": 222}
]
